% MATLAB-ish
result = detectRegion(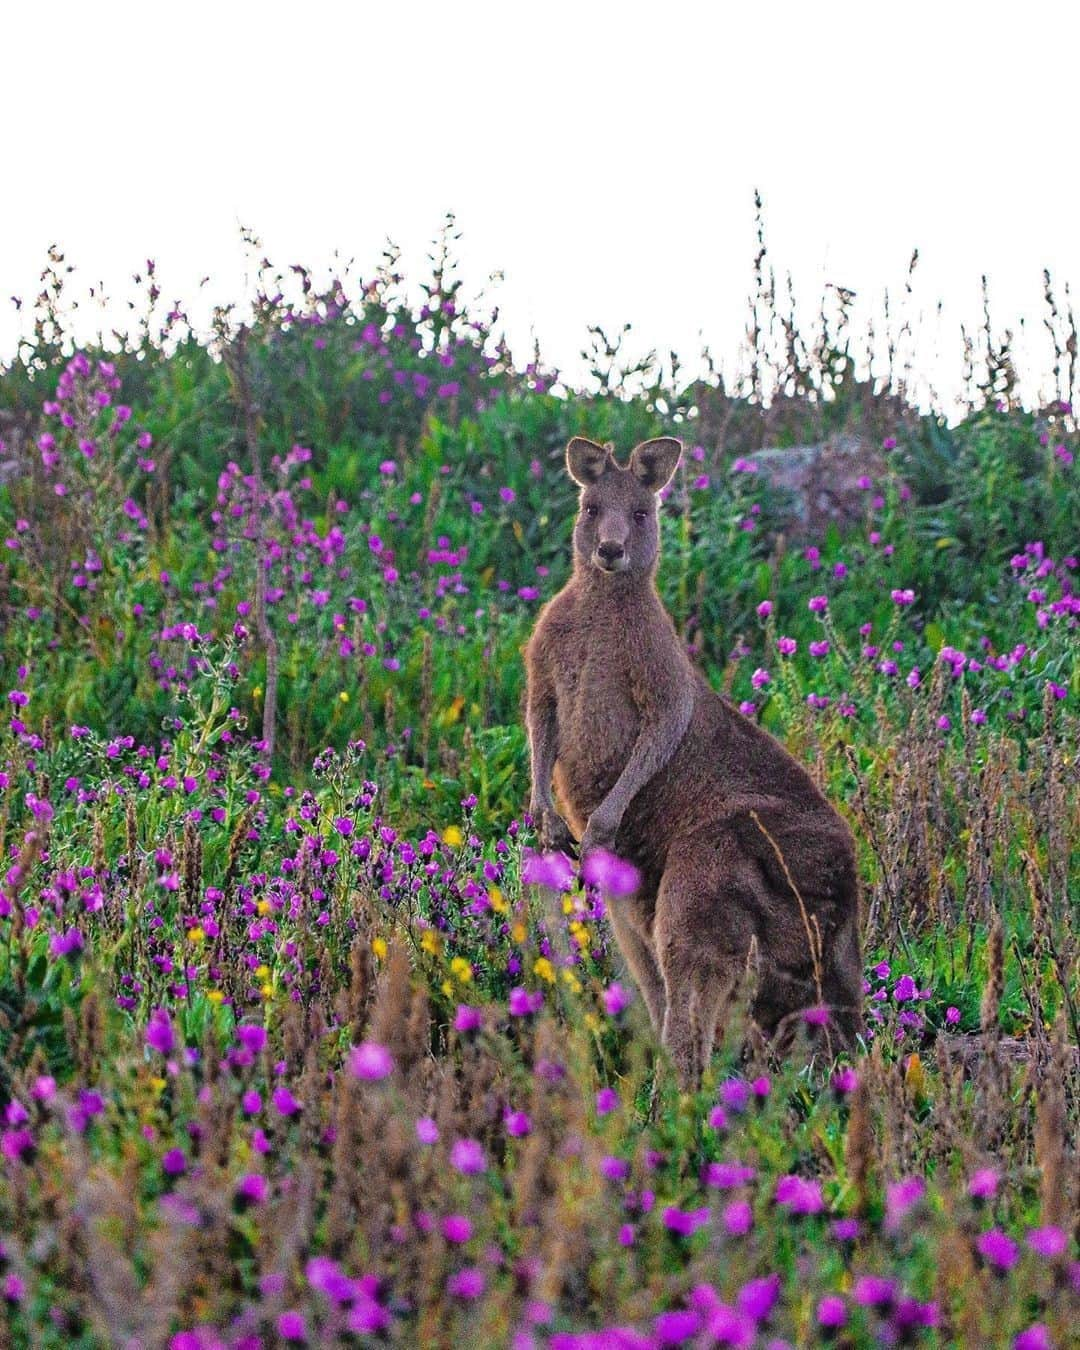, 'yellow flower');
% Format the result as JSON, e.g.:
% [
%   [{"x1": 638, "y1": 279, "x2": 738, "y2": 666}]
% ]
[
  {"x1": 254, "y1": 964, "x2": 270, "y2": 980},
  {"x1": 187, "y1": 925, "x2": 205, "y2": 944},
  {"x1": 257, "y1": 899, "x2": 271, "y2": 916},
  {"x1": 253, "y1": 685, "x2": 263, "y2": 701},
  {"x1": 584, "y1": 1012, "x2": 601, "y2": 1034},
  {"x1": 371, "y1": 936, "x2": 388, "y2": 960},
  {"x1": 150, "y1": 1076, "x2": 167, "y2": 1093},
  {"x1": 207, "y1": 989, "x2": 224, "y2": 1004},
  {"x1": 562, "y1": 897, "x2": 574, "y2": 915},
  {"x1": 420, "y1": 929, "x2": 443, "y2": 956},
  {"x1": 561, "y1": 969, "x2": 582, "y2": 993},
  {"x1": 441, "y1": 979, "x2": 454, "y2": 997},
  {"x1": 261, "y1": 982, "x2": 274, "y2": 999},
  {"x1": 442, "y1": 825, "x2": 463, "y2": 847},
  {"x1": 450, "y1": 956, "x2": 473, "y2": 983},
  {"x1": 487, "y1": 886, "x2": 507, "y2": 914},
  {"x1": 511, "y1": 921, "x2": 527, "y2": 944},
  {"x1": 338, "y1": 690, "x2": 350, "y2": 703},
  {"x1": 533, "y1": 957, "x2": 555, "y2": 984}
]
